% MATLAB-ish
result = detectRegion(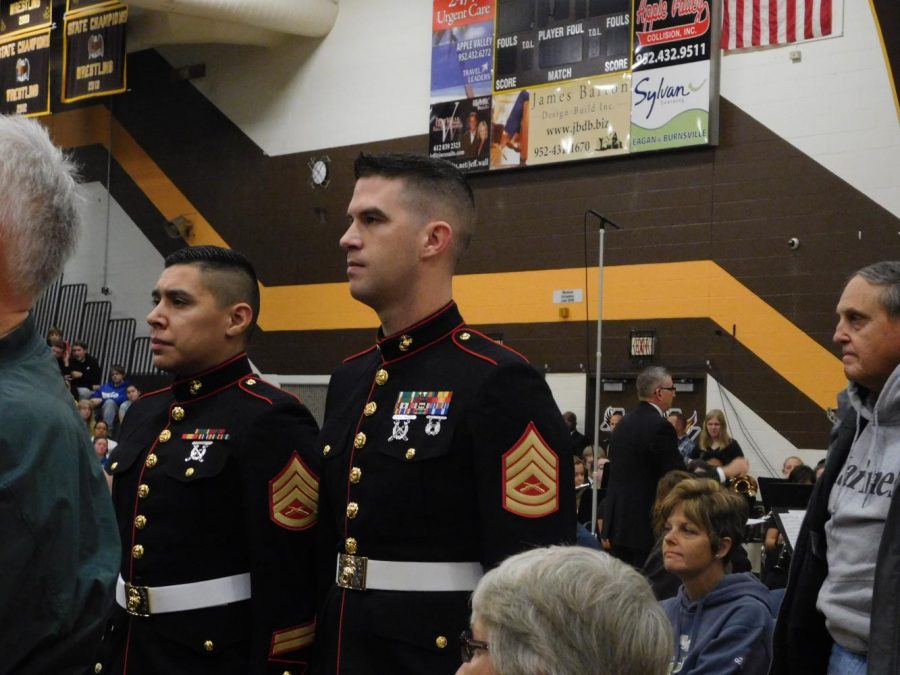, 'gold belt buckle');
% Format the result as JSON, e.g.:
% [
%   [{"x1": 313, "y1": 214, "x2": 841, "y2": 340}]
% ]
[
  {"x1": 337, "y1": 554, "x2": 368, "y2": 591},
  {"x1": 125, "y1": 582, "x2": 151, "y2": 617}
]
